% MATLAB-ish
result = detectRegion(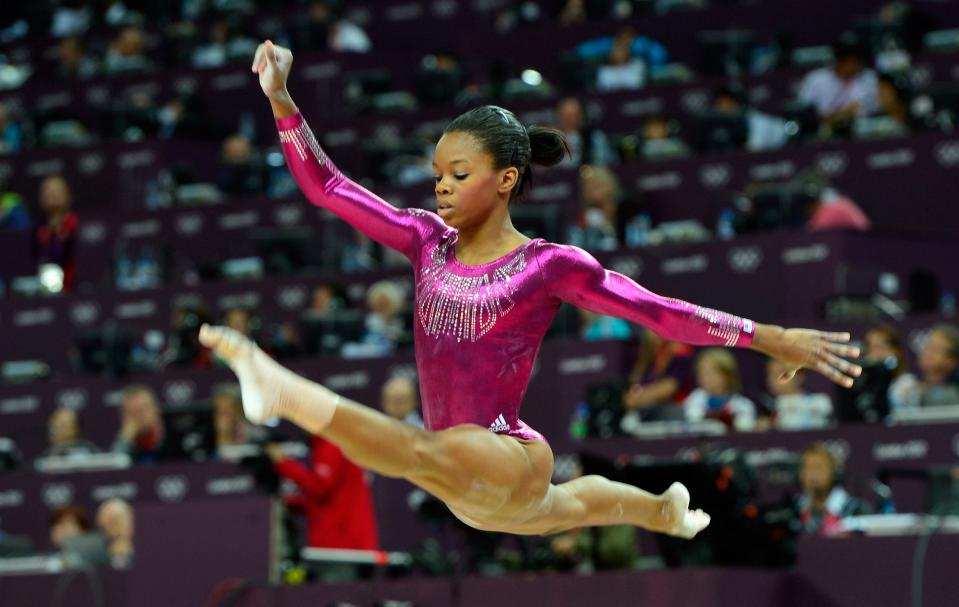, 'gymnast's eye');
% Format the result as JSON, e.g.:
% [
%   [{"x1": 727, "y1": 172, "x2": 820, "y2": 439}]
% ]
[{"x1": 454, "y1": 174, "x2": 468, "y2": 181}]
